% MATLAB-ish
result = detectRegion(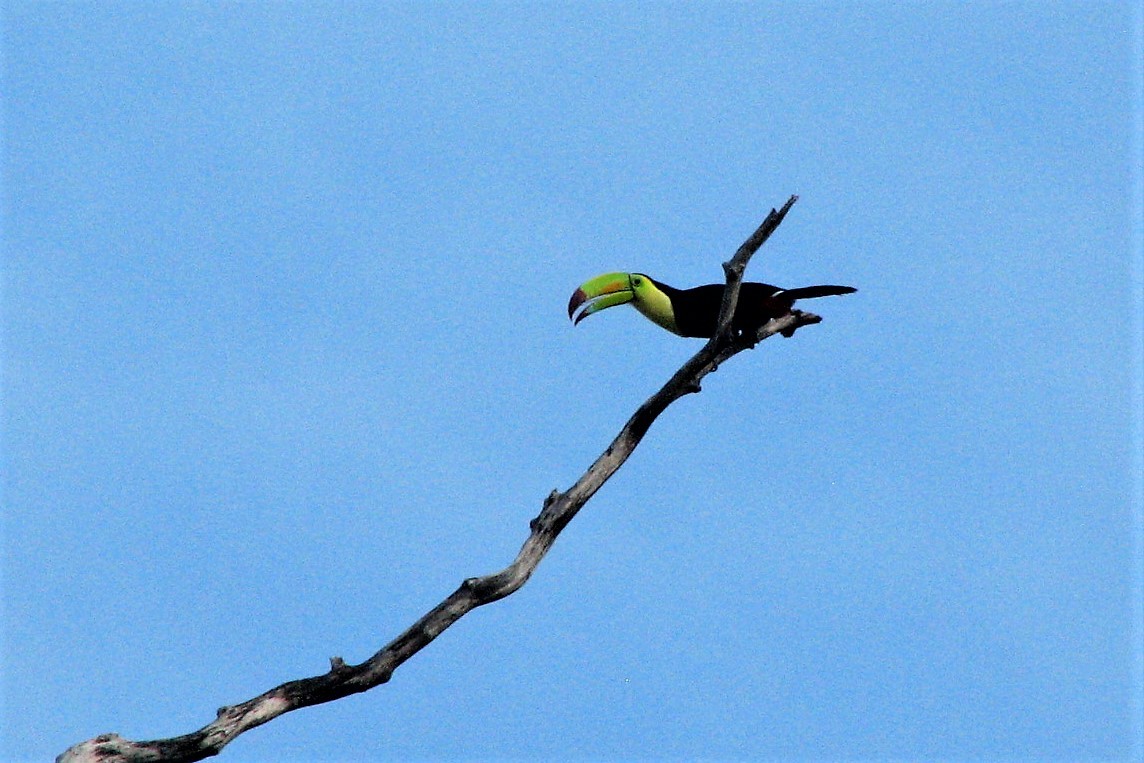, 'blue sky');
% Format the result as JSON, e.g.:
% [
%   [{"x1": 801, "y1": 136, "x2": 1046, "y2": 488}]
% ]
[{"x1": 3, "y1": 3, "x2": 1141, "y2": 761}]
